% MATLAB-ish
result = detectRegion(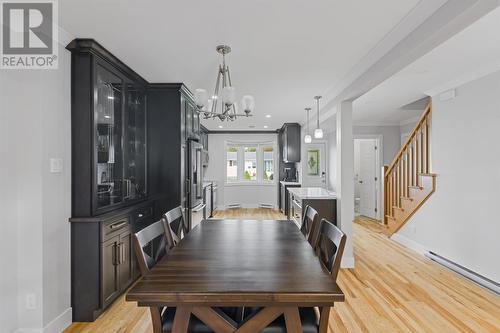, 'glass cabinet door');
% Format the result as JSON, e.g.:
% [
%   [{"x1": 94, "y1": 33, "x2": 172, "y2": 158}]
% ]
[
  {"x1": 124, "y1": 85, "x2": 147, "y2": 202},
  {"x1": 95, "y1": 64, "x2": 124, "y2": 209}
]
